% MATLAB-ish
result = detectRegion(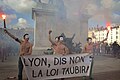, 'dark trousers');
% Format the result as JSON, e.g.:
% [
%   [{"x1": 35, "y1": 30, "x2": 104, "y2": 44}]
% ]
[
  {"x1": 53, "y1": 78, "x2": 64, "y2": 80},
  {"x1": 18, "y1": 57, "x2": 23, "y2": 80}
]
